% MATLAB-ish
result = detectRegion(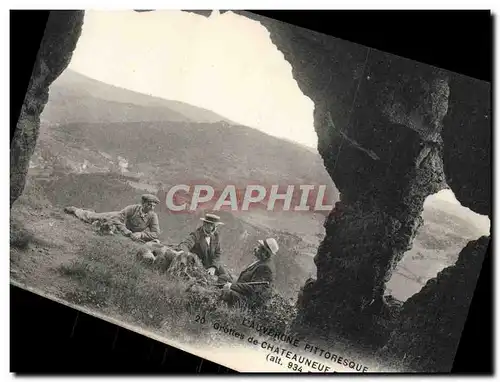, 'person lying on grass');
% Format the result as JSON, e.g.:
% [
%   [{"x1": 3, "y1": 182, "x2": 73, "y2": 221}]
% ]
[{"x1": 64, "y1": 194, "x2": 161, "y2": 243}]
